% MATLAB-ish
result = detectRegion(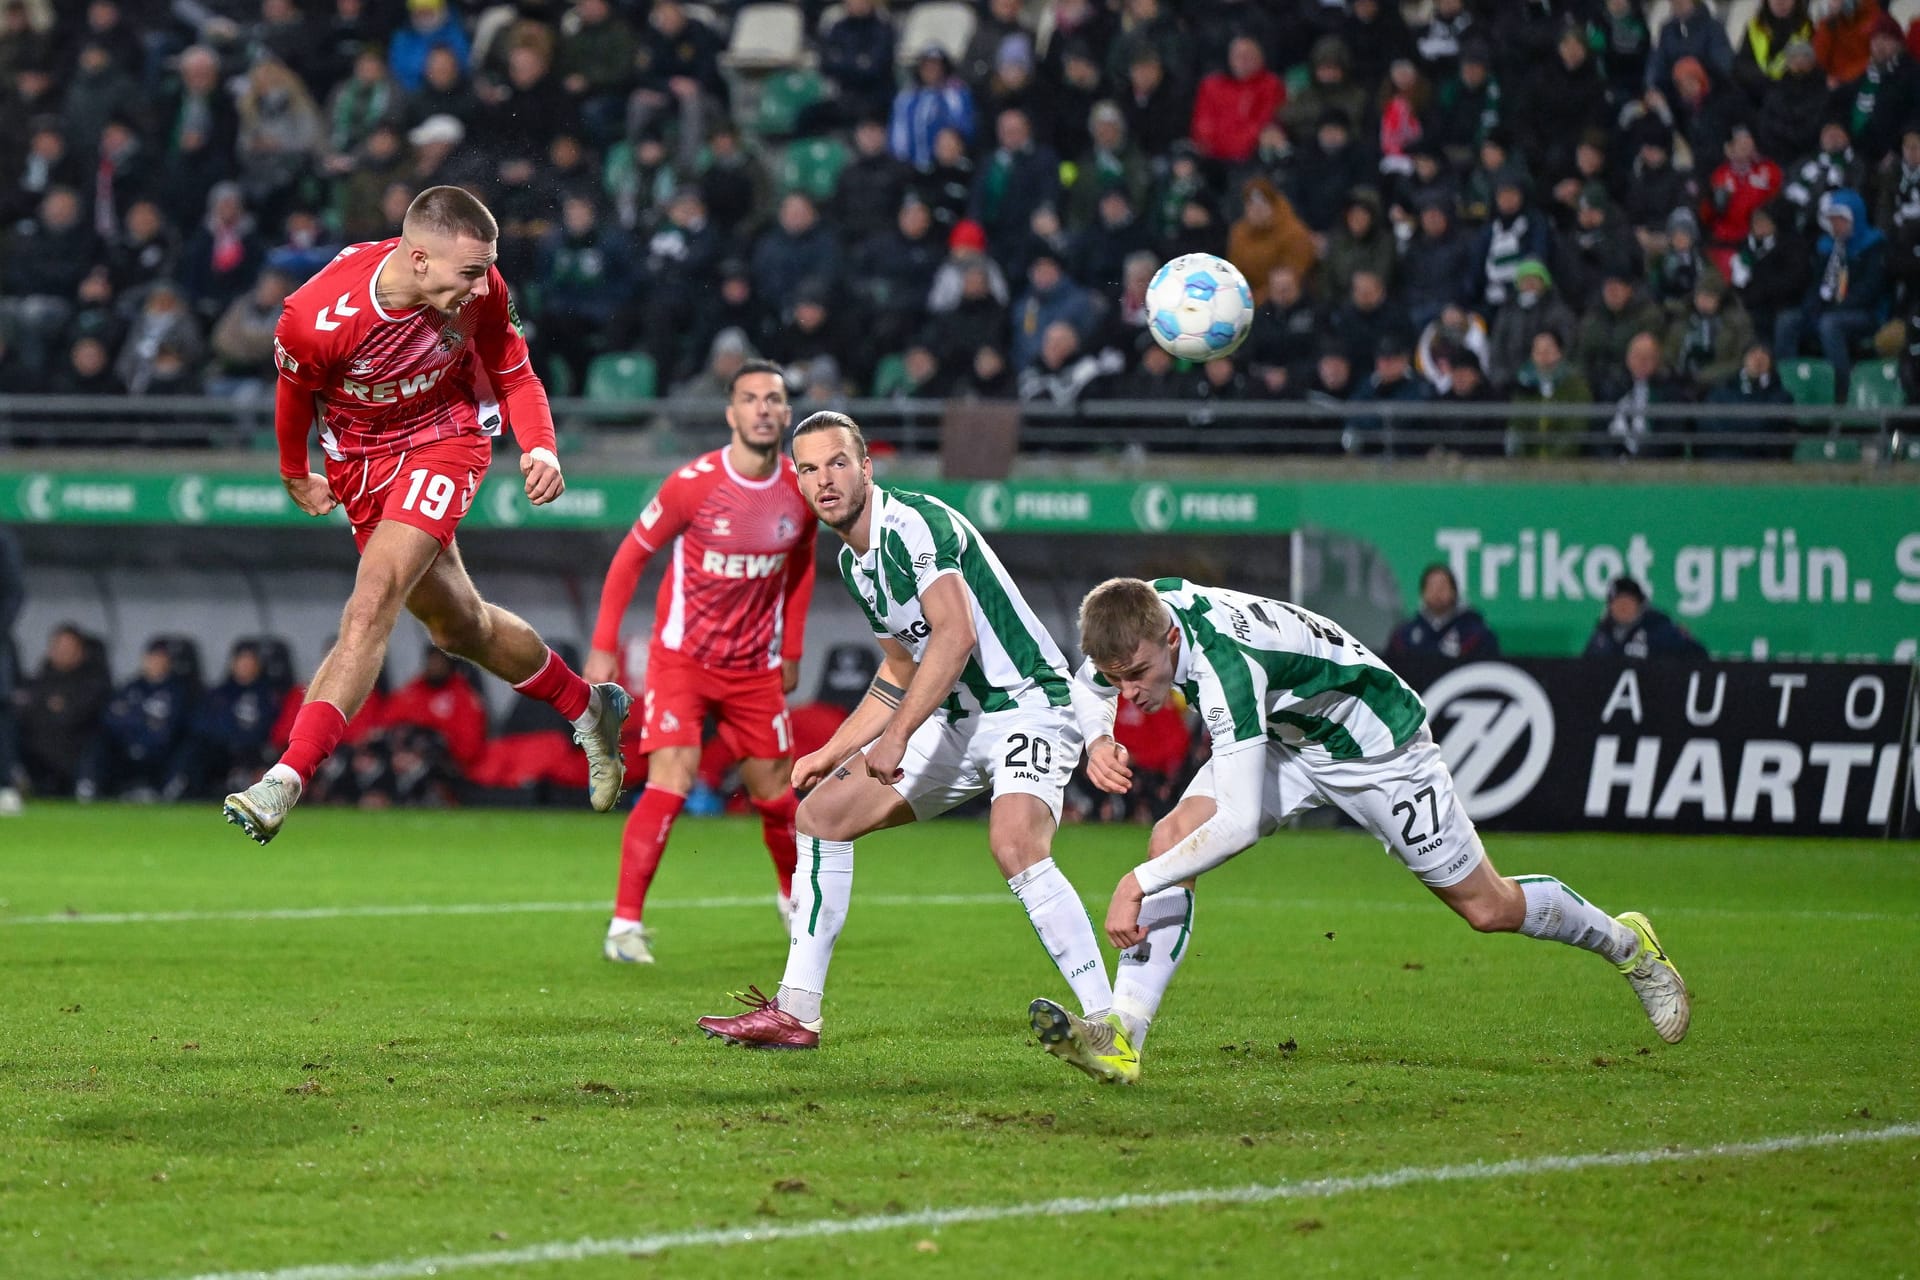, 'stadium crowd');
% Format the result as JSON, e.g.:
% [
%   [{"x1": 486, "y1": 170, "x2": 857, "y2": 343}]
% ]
[{"x1": 1, "y1": 0, "x2": 1917, "y2": 456}]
